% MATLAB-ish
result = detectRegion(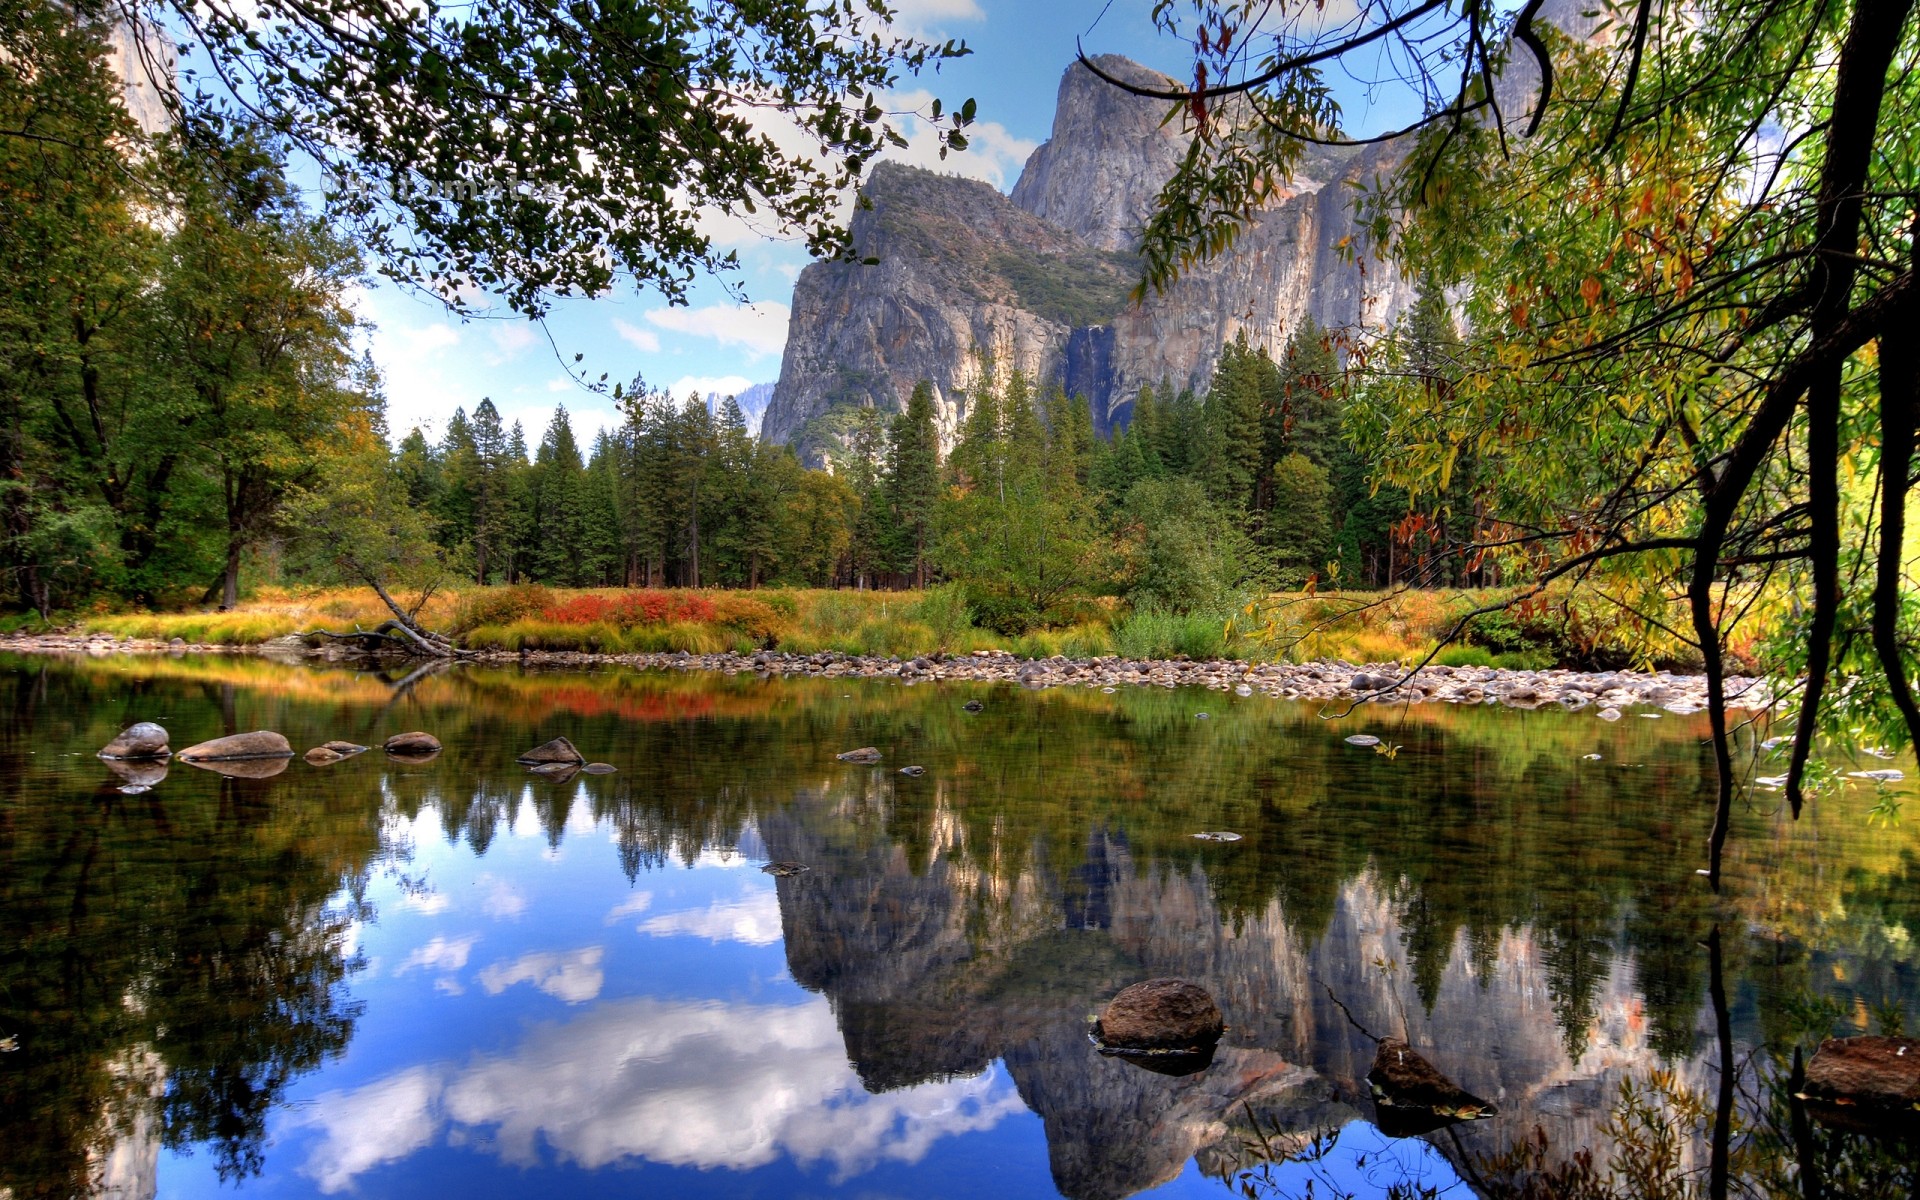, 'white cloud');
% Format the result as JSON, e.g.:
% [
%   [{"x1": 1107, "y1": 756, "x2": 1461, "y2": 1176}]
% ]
[
  {"x1": 545, "y1": 376, "x2": 574, "y2": 393},
  {"x1": 881, "y1": 89, "x2": 1038, "y2": 191},
  {"x1": 395, "y1": 322, "x2": 461, "y2": 354},
  {"x1": 292, "y1": 1066, "x2": 444, "y2": 1193},
  {"x1": 603, "y1": 893, "x2": 654, "y2": 923},
  {"x1": 290, "y1": 996, "x2": 1022, "y2": 1192},
  {"x1": 397, "y1": 891, "x2": 450, "y2": 916},
  {"x1": 477, "y1": 946, "x2": 606, "y2": 1004},
  {"x1": 477, "y1": 875, "x2": 528, "y2": 921},
  {"x1": 396, "y1": 934, "x2": 478, "y2": 976},
  {"x1": 643, "y1": 302, "x2": 790, "y2": 358},
  {"x1": 611, "y1": 318, "x2": 661, "y2": 353},
  {"x1": 659, "y1": 374, "x2": 755, "y2": 403},
  {"x1": 482, "y1": 321, "x2": 539, "y2": 365},
  {"x1": 638, "y1": 891, "x2": 784, "y2": 947},
  {"x1": 891, "y1": 0, "x2": 985, "y2": 27}
]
